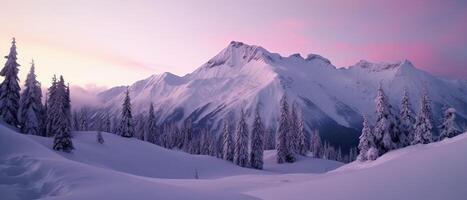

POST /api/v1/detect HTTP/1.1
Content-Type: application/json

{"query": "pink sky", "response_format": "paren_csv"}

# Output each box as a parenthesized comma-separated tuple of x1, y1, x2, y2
(0, 0, 466, 88)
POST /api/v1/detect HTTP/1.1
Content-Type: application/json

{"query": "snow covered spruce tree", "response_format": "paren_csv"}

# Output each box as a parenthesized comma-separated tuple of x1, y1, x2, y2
(250, 109, 264, 169)
(222, 119, 234, 161)
(439, 108, 459, 140)
(297, 114, 307, 155)
(19, 60, 43, 135)
(276, 94, 295, 163)
(118, 89, 134, 138)
(200, 129, 211, 155)
(0, 38, 21, 127)
(45, 75, 57, 136)
(310, 130, 322, 158)
(182, 119, 193, 152)
(412, 91, 434, 144)
(147, 103, 157, 144)
(234, 109, 249, 167)
(65, 83, 71, 132)
(373, 85, 400, 155)
(289, 103, 300, 155)
(135, 113, 146, 141)
(357, 116, 375, 161)
(399, 88, 415, 147)
(52, 76, 73, 152)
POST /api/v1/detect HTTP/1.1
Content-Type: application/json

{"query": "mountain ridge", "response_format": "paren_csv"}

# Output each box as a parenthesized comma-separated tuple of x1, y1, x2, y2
(95, 41, 467, 150)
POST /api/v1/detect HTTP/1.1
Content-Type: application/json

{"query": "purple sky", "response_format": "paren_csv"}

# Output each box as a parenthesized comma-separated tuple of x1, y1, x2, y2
(1, 0, 466, 87)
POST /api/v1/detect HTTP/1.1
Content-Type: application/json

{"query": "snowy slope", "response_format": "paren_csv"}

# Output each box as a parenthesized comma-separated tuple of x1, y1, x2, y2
(28, 131, 341, 179)
(249, 133, 467, 200)
(97, 41, 467, 149)
(0, 125, 255, 200)
(2, 123, 466, 200)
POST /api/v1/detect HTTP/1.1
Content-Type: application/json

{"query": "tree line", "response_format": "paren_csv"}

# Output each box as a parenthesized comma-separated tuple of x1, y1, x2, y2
(357, 85, 462, 161)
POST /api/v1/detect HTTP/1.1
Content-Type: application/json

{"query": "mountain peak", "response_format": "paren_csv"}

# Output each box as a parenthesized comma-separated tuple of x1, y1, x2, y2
(351, 59, 415, 72)
(202, 41, 276, 69)
(305, 53, 332, 65)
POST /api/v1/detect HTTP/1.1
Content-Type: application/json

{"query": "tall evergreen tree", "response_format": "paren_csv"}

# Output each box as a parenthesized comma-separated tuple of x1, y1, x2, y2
(147, 103, 157, 144)
(0, 38, 21, 126)
(357, 116, 375, 161)
(19, 60, 43, 135)
(78, 107, 89, 131)
(310, 130, 322, 158)
(222, 119, 234, 161)
(135, 113, 146, 141)
(182, 119, 193, 152)
(200, 129, 211, 155)
(277, 94, 294, 163)
(45, 75, 57, 137)
(118, 89, 134, 138)
(439, 108, 459, 140)
(289, 103, 300, 155)
(373, 85, 400, 154)
(412, 91, 434, 144)
(297, 114, 307, 155)
(234, 109, 249, 167)
(52, 76, 73, 152)
(250, 109, 264, 169)
(399, 88, 415, 147)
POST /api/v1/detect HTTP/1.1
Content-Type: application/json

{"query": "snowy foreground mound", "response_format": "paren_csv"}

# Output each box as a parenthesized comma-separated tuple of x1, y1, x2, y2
(1, 124, 466, 200)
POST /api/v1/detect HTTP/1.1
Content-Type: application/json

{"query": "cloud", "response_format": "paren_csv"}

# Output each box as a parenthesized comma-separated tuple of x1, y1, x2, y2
(69, 84, 108, 110)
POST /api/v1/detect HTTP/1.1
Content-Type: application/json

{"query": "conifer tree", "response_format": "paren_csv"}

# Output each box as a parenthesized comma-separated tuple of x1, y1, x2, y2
(289, 103, 300, 155)
(135, 113, 146, 141)
(234, 109, 249, 167)
(19, 60, 43, 135)
(277, 94, 294, 163)
(182, 119, 193, 152)
(357, 116, 374, 161)
(222, 119, 234, 161)
(200, 129, 211, 155)
(52, 76, 73, 152)
(147, 103, 157, 144)
(439, 108, 459, 140)
(118, 89, 134, 138)
(250, 109, 264, 169)
(399, 88, 415, 147)
(0, 38, 21, 126)
(310, 130, 322, 158)
(373, 85, 400, 154)
(412, 91, 434, 144)
(45, 75, 57, 137)
(297, 114, 307, 155)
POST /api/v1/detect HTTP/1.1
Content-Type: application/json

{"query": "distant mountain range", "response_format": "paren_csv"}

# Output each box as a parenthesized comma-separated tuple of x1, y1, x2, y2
(96, 41, 467, 150)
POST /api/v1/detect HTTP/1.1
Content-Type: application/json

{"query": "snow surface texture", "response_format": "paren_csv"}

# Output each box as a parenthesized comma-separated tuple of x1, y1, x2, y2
(97, 41, 467, 148)
(1, 123, 467, 199)
(0, 125, 341, 199)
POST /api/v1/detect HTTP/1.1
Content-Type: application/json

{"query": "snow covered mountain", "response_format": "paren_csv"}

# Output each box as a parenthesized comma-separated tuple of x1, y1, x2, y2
(97, 41, 467, 149)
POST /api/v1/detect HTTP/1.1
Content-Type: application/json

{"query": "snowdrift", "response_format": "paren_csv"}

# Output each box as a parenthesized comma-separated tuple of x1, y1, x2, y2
(250, 132, 467, 200)
(0, 124, 341, 199)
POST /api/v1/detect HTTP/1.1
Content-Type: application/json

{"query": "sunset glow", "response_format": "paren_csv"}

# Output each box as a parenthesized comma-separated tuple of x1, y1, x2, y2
(1, 0, 466, 88)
